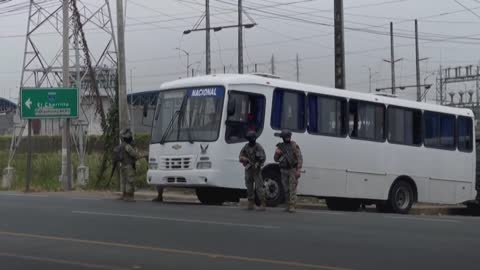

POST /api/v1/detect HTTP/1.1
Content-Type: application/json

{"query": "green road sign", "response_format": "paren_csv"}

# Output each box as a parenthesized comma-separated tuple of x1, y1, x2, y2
(20, 88, 79, 119)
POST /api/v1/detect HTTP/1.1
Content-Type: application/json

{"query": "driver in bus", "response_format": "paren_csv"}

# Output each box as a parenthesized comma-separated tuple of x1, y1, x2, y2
(247, 112, 256, 132)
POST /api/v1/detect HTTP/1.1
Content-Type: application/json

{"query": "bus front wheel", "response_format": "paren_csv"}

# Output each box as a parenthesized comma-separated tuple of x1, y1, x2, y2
(260, 169, 285, 207)
(388, 181, 414, 214)
(196, 188, 225, 205)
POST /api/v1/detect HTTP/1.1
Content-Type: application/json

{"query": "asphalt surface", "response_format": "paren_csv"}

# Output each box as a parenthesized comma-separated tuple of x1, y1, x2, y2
(0, 192, 479, 270)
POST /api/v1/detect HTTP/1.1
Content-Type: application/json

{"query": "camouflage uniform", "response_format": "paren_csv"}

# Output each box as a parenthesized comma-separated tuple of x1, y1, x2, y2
(153, 186, 164, 202)
(118, 129, 145, 201)
(274, 132, 303, 212)
(239, 136, 266, 210)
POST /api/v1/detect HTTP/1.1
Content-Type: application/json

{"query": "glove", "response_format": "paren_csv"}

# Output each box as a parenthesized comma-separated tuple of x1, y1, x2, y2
(295, 169, 301, 178)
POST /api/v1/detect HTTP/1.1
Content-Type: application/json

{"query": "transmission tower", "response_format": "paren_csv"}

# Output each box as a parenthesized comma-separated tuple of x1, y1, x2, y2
(3, 0, 118, 187)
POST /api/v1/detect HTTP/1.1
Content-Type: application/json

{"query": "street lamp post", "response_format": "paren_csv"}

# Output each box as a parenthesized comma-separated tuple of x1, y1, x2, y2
(423, 71, 437, 102)
(362, 66, 379, 93)
(183, 23, 256, 75)
(176, 48, 190, 78)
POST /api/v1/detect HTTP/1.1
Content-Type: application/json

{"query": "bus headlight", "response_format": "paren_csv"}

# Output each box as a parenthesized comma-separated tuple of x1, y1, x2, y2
(149, 163, 159, 170)
(196, 161, 212, 169)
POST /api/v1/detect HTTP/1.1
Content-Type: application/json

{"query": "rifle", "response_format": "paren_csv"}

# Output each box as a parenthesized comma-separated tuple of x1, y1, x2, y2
(106, 145, 123, 187)
(245, 158, 260, 170)
(276, 143, 297, 169)
(240, 155, 260, 170)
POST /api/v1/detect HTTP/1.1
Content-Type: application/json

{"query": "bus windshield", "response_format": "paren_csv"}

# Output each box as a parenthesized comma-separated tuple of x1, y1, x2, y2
(151, 86, 225, 144)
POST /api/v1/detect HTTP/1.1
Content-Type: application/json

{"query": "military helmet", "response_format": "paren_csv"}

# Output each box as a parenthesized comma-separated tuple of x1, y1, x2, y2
(279, 129, 292, 138)
(245, 130, 257, 140)
(120, 128, 133, 139)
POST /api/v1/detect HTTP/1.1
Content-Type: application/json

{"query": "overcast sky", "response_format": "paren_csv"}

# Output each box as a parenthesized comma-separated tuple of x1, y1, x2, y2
(1, 0, 480, 103)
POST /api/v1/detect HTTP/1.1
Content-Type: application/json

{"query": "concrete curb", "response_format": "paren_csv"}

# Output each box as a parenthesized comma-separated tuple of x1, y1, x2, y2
(127, 191, 474, 216)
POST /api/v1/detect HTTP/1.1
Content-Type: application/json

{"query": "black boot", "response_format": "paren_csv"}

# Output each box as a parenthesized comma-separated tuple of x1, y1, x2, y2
(124, 193, 136, 202)
(117, 192, 126, 200)
(152, 193, 163, 202)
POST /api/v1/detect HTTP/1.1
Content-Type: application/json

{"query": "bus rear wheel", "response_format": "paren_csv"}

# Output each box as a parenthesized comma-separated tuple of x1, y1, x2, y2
(388, 181, 414, 214)
(196, 188, 225, 205)
(326, 198, 360, 211)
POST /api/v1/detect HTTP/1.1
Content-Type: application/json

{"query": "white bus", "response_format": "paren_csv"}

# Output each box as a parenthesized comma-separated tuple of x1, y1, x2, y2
(145, 74, 477, 214)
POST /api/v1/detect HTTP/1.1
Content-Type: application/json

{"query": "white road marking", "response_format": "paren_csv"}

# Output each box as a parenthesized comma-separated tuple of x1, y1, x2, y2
(72, 210, 280, 229)
(0, 193, 48, 198)
(385, 215, 460, 223)
(68, 197, 102, 201)
(297, 209, 345, 216)
(0, 251, 128, 270)
(0, 231, 352, 270)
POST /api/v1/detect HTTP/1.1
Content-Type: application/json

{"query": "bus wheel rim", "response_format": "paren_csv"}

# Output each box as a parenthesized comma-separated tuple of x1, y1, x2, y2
(264, 178, 279, 201)
(395, 187, 410, 209)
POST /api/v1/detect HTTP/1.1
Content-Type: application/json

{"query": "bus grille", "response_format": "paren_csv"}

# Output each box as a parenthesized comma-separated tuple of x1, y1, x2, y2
(160, 156, 193, 170)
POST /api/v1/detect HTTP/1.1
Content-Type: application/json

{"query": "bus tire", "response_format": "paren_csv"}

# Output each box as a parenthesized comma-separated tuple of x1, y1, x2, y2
(261, 169, 285, 207)
(195, 188, 225, 205)
(388, 181, 414, 214)
(326, 198, 360, 212)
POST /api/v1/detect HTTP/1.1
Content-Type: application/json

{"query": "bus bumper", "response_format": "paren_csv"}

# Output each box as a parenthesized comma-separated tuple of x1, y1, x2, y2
(146, 169, 218, 187)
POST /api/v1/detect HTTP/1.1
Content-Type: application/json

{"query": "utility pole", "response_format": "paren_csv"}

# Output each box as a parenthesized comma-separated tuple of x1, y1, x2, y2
(238, 0, 243, 74)
(334, 0, 346, 89)
(439, 65, 443, 105)
(390, 22, 396, 95)
(183, 1, 255, 75)
(117, 0, 129, 194)
(271, 54, 275, 75)
(296, 53, 300, 82)
(365, 67, 372, 93)
(61, 0, 72, 191)
(476, 65, 479, 106)
(75, 15, 87, 187)
(382, 22, 403, 95)
(415, 19, 421, 102)
(414, 20, 429, 102)
(130, 68, 134, 135)
(206, 0, 211, 74)
(117, 0, 129, 136)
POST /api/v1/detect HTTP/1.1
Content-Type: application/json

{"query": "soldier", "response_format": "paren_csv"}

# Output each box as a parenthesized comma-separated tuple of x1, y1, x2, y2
(118, 128, 146, 202)
(239, 130, 267, 211)
(152, 186, 164, 202)
(274, 129, 303, 213)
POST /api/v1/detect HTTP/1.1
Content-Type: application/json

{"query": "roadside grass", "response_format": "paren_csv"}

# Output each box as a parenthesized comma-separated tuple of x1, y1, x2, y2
(0, 151, 149, 192)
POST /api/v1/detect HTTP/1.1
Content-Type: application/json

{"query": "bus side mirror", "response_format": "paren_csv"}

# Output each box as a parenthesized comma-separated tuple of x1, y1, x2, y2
(227, 99, 236, 116)
(143, 103, 148, 118)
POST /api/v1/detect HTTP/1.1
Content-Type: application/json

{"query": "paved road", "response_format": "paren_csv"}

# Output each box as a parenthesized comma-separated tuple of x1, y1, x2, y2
(0, 192, 479, 270)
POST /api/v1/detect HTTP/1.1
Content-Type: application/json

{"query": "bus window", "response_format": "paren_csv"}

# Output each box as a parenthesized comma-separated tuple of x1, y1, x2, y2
(349, 100, 385, 142)
(308, 94, 347, 137)
(387, 106, 422, 146)
(225, 91, 265, 143)
(271, 88, 306, 132)
(424, 111, 455, 149)
(458, 116, 473, 152)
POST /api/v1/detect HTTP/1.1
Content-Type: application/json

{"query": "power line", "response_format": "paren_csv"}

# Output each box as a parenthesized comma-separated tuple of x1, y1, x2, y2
(214, 0, 480, 45)
(454, 0, 480, 20)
